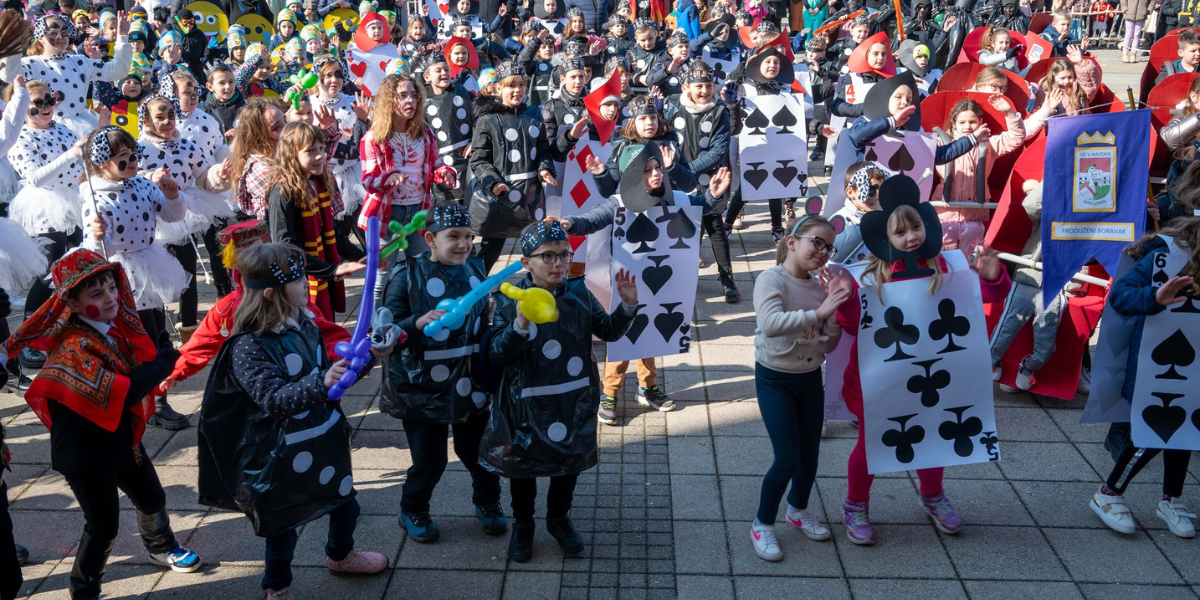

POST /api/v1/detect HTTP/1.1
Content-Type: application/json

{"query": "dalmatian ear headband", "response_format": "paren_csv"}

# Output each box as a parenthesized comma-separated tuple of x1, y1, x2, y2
(850, 165, 886, 201)
(244, 255, 306, 289)
(89, 126, 147, 165)
(34, 15, 78, 41)
(137, 94, 181, 131)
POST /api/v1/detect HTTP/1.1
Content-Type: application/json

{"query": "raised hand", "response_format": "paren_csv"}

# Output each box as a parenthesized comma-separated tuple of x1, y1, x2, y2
(709, 166, 731, 198)
(988, 93, 1013, 114)
(315, 105, 337, 129)
(894, 104, 917, 127)
(971, 246, 1003, 282)
(335, 259, 368, 276)
(1157, 275, 1195, 306)
(1066, 44, 1082, 63)
(542, 215, 573, 230)
(615, 268, 639, 304)
(585, 153, 607, 175)
(569, 114, 590, 140)
(816, 269, 852, 320)
(118, 11, 131, 36)
(660, 143, 676, 169)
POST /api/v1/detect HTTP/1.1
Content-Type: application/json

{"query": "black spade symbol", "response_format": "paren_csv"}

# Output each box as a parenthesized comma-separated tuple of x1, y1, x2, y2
(744, 107, 769, 135)
(874, 306, 920, 362)
(1171, 297, 1200, 313)
(865, 147, 879, 162)
(1192, 407, 1200, 433)
(642, 255, 673, 295)
(797, 172, 808, 194)
(1143, 392, 1188, 443)
(929, 299, 970, 354)
(887, 143, 916, 173)
(626, 212, 660, 254)
(979, 431, 1000, 460)
(1152, 330, 1195, 380)
(771, 104, 797, 134)
(657, 206, 697, 249)
(908, 358, 951, 408)
(625, 306, 650, 343)
(1153, 267, 1170, 286)
(939, 405, 984, 458)
(773, 160, 798, 187)
(654, 302, 686, 342)
(744, 162, 769, 190)
(882, 414, 925, 464)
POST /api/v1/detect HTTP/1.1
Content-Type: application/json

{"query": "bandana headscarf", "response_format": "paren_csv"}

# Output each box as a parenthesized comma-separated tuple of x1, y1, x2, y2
(33, 15, 77, 40)
(520, 220, 568, 255)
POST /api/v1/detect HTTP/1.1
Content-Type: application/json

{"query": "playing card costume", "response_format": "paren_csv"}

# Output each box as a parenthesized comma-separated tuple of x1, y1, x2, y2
(4, 250, 200, 599)
(832, 175, 1009, 541)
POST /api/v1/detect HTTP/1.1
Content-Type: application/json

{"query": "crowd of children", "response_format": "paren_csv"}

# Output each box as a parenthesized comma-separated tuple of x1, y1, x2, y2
(0, 0, 1193, 596)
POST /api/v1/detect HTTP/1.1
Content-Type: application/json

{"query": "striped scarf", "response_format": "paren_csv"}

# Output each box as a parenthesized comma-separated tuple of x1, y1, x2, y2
(303, 178, 345, 320)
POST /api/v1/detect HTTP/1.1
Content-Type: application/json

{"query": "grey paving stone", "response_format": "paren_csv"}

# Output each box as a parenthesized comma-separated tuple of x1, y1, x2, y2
(995, 442, 1100, 482)
(939, 479, 1035, 527)
(1011, 481, 1115, 529)
(10, 508, 87, 563)
(1076, 584, 1200, 600)
(664, 402, 711, 437)
(941, 525, 1070, 581)
(676, 575, 733, 600)
(816, 476, 926, 525)
(658, 368, 708, 402)
(833, 524, 956, 579)
(707, 402, 767, 437)
(183, 510, 271, 566)
(719, 474, 828, 525)
(733, 576, 850, 600)
(849, 578, 968, 600)
(673, 520, 730, 575)
(149, 565, 261, 598)
(669, 475, 722, 521)
(962, 581, 1084, 600)
(9, 470, 77, 511)
(994, 407, 1069, 442)
(1151, 529, 1200, 585)
(501, 571, 560, 600)
(668, 437, 716, 475)
(713, 436, 771, 476)
(384, 569, 505, 599)
(1046, 408, 1101, 443)
(1044, 528, 1183, 584)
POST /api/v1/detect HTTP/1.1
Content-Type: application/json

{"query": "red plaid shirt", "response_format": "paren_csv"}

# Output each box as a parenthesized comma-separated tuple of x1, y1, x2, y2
(358, 127, 451, 230)
(236, 125, 342, 220)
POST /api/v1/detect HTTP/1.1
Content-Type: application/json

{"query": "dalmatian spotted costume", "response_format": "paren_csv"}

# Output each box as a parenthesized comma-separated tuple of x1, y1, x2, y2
(2, 17, 133, 139)
(7, 120, 83, 237)
(80, 137, 192, 311)
(137, 119, 233, 246)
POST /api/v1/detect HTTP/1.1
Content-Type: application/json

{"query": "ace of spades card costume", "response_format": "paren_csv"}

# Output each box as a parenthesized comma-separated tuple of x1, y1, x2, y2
(836, 176, 1008, 477)
(197, 258, 361, 538)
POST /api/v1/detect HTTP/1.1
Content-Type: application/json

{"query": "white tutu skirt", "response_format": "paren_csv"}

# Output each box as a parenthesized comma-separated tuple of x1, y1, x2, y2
(60, 113, 100, 142)
(114, 243, 192, 311)
(0, 161, 20, 206)
(0, 217, 48, 291)
(9, 185, 81, 236)
(154, 188, 232, 246)
(333, 162, 366, 217)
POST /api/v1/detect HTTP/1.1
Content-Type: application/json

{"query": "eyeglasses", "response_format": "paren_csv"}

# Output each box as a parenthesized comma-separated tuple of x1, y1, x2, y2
(528, 250, 573, 264)
(31, 93, 58, 110)
(796, 235, 837, 257)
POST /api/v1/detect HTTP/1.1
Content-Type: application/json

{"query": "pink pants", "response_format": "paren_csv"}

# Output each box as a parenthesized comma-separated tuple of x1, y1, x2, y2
(1123, 20, 1144, 53)
(847, 402, 945, 503)
(940, 220, 987, 260)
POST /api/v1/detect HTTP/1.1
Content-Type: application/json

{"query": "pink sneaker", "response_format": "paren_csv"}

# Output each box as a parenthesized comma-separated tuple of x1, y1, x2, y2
(842, 500, 874, 545)
(265, 588, 294, 600)
(327, 548, 389, 575)
(920, 493, 965, 534)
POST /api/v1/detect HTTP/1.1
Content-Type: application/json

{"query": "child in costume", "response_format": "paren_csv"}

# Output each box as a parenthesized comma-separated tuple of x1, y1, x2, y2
(197, 242, 392, 600)
(420, 54, 473, 204)
(233, 97, 339, 220)
(482, 220, 640, 562)
(266, 121, 368, 320)
(4, 249, 201, 600)
(749, 215, 852, 562)
(977, 26, 1020, 72)
(830, 163, 887, 264)
(80, 125, 194, 429)
(380, 202, 506, 544)
(310, 55, 370, 234)
(835, 176, 1010, 545)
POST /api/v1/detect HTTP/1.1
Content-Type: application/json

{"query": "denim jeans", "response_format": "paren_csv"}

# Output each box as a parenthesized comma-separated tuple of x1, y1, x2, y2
(378, 203, 430, 296)
(262, 498, 360, 591)
(754, 364, 824, 524)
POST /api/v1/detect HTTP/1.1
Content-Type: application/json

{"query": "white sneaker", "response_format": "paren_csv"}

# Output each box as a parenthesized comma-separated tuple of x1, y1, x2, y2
(750, 520, 783, 561)
(992, 364, 1002, 382)
(998, 384, 1020, 394)
(785, 506, 831, 541)
(8, 290, 24, 311)
(1091, 490, 1136, 534)
(1156, 499, 1197, 538)
(1015, 360, 1035, 391)
(1077, 366, 1092, 395)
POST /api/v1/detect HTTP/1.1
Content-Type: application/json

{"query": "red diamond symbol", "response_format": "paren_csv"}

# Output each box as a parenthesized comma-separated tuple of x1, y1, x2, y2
(574, 145, 595, 172)
(570, 180, 591, 208)
(568, 235, 585, 251)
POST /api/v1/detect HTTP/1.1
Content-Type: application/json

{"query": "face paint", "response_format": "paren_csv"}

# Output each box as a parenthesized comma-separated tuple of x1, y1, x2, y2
(84, 305, 101, 318)
(117, 160, 128, 171)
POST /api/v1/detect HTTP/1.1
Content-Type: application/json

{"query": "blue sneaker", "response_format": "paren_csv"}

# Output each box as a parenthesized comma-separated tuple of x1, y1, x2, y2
(476, 502, 509, 535)
(401, 510, 440, 543)
(147, 545, 201, 573)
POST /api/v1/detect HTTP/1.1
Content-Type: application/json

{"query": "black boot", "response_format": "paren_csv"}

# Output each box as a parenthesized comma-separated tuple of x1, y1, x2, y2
(15, 543, 28, 565)
(136, 508, 179, 555)
(70, 532, 115, 600)
(545, 516, 584, 555)
(508, 522, 535, 563)
(16, 347, 44, 392)
(148, 395, 190, 430)
(718, 269, 740, 304)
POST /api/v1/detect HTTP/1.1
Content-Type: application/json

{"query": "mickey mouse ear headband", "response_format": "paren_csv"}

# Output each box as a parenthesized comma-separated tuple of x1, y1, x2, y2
(89, 126, 145, 165)
(33, 14, 77, 40)
(863, 71, 922, 131)
(859, 174, 943, 276)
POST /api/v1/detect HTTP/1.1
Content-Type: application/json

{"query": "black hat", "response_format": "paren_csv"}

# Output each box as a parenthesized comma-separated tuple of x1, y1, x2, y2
(863, 71, 922, 131)
(175, 7, 194, 20)
(859, 174, 943, 278)
(626, 94, 657, 117)
(667, 29, 688, 48)
(426, 202, 472, 233)
(684, 61, 711, 83)
(897, 39, 931, 77)
(746, 46, 794, 86)
(704, 12, 734, 37)
(520, 220, 568, 255)
(496, 59, 524, 80)
(618, 142, 672, 213)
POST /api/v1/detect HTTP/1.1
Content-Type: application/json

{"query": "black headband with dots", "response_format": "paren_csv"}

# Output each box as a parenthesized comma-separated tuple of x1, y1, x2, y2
(426, 203, 471, 233)
(521, 221, 568, 256)
(89, 126, 146, 164)
(244, 255, 306, 289)
(33, 15, 77, 40)
(497, 60, 524, 80)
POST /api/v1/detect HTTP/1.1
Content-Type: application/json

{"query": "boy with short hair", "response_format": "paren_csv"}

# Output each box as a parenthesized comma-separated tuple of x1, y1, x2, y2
(202, 63, 246, 134)
(1157, 30, 1200, 84)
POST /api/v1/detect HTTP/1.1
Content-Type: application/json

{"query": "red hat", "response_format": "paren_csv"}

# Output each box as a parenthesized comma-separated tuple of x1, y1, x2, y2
(848, 32, 897, 77)
(218, 220, 270, 269)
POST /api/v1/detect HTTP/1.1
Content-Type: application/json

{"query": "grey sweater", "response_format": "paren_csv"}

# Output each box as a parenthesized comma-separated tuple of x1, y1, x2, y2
(752, 266, 842, 374)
